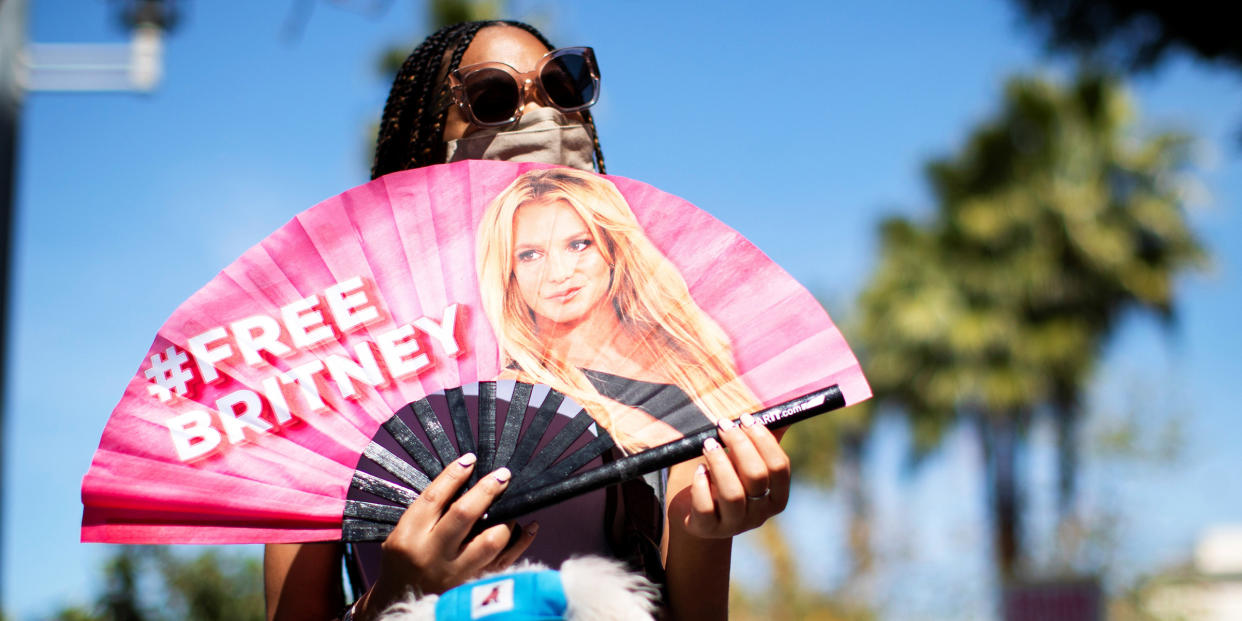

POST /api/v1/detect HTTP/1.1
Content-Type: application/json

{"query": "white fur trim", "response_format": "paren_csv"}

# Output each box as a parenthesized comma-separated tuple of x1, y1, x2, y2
(373, 588, 439, 621)
(373, 558, 658, 621)
(561, 557, 659, 621)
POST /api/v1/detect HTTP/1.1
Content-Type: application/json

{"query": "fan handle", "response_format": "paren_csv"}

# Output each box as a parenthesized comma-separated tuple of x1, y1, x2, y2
(479, 384, 845, 527)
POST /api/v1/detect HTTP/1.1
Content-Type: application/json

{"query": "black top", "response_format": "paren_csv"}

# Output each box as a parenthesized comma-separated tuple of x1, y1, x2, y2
(582, 369, 713, 436)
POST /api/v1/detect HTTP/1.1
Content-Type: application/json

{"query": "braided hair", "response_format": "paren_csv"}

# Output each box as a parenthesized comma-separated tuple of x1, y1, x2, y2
(372, 20, 606, 179)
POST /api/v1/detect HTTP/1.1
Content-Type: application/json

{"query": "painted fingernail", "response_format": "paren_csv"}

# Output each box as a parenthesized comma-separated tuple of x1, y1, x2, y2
(741, 413, 758, 428)
(695, 464, 707, 477)
(457, 453, 478, 467)
(718, 417, 738, 431)
(492, 467, 512, 484)
(703, 437, 721, 452)
(526, 522, 540, 536)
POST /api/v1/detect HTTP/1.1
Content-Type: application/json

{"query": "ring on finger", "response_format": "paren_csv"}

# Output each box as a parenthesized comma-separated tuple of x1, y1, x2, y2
(746, 488, 771, 502)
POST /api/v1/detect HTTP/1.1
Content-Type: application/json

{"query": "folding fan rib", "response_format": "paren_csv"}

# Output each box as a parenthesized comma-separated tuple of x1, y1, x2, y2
(89, 408, 354, 496)
(374, 176, 442, 408)
(612, 176, 730, 277)
(360, 442, 433, 492)
(343, 500, 405, 524)
(438, 161, 491, 389)
(82, 450, 343, 522)
(245, 207, 401, 431)
(350, 470, 418, 505)
(381, 171, 462, 399)
(741, 328, 868, 406)
(94, 521, 322, 543)
(180, 269, 392, 466)
(503, 389, 564, 475)
(286, 198, 424, 426)
(380, 414, 444, 480)
(426, 163, 482, 389)
(115, 354, 374, 473)
(146, 256, 387, 471)
(460, 161, 518, 386)
(682, 237, 794, 324)
(527, 431, 616, 489)
(103, 376, 360, 489)
(83, 521, 341, 545)
(491, 380, 532, 468)
(512, 407, 599, 486)
(518, 421, 615, 489)
(215, 253, 384, 435)
(474, 381, 498, 473)
(444, 388, 475, 461)
(334, 177, 449, 420)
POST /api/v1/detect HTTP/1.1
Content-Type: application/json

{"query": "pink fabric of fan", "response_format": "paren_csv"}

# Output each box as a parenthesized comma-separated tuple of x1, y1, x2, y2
(81, 160, 869, 544)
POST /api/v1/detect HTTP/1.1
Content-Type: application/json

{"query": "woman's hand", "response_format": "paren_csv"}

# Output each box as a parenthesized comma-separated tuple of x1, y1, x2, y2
(662, 413, 791, 620)
(351, 453, 538, 621)
(683, 413, 791, 538)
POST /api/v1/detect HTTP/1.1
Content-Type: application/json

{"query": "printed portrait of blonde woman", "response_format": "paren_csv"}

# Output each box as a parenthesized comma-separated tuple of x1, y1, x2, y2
(476, 167, 762, 451)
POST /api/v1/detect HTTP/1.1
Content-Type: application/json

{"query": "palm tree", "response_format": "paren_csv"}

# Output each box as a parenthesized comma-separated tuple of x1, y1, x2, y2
(53, 547, 263, 621)
(858, 70, 1205, 578)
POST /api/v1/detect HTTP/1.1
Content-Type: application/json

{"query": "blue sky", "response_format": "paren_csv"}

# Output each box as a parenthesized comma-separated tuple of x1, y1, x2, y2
(4, 1, 1240, 619)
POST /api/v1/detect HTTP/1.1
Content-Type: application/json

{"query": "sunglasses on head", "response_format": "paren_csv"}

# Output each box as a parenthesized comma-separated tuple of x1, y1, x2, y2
(449, 46, 601, 127)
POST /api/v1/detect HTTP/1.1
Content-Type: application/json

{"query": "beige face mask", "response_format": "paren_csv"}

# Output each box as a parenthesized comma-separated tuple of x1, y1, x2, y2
(444, 108, 596, 172)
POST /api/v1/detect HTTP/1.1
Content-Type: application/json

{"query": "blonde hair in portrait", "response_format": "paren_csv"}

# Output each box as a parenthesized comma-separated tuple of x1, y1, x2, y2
(476, 168, 761, 451)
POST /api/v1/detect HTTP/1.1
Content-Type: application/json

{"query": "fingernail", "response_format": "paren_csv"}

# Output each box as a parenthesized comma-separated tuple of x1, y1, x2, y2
(492, 467, 512, 484)
(695, 464, 707, 477)
(703, 437, 721, 452)
(718, 417, 738, 431)
(741, 413, 758, 428)
(526, 522, 540, 536)
(457, 453, 478, 467)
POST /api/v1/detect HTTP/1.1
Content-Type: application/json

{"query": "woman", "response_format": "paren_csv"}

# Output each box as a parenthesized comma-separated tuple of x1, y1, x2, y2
(477, 167, 761, 451)
(264, 21, 790, 621)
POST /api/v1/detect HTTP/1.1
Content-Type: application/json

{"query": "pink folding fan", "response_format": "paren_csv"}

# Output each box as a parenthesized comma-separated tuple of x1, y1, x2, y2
(81, 160, 870, 544)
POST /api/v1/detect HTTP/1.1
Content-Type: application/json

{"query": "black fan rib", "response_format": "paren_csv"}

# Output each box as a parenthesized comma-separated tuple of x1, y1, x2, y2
(341, 518, 393, 541)
(411, 397, 458, 466)
(382, 415, 442, 479)
(512, 407, 600, 486)
(506, 389, 563, 476)
(493, 381, 532, 469)
(344, 500, 404, 524)
(445, 386, 476, 486)
(476, 381, 497, 474)
(344, 381, 628, 542)
(345, 383, 851, 541)
(350, 470, 417, 506)
(528, 432, 616, 489)
(362, 443, 432, 492)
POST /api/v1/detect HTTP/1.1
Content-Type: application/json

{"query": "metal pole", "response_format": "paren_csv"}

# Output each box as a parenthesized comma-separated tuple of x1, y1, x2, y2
(0, 0, 29, 614)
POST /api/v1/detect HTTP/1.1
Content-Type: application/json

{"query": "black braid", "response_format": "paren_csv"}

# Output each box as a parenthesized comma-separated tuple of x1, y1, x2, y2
(372, 20, 606, 179)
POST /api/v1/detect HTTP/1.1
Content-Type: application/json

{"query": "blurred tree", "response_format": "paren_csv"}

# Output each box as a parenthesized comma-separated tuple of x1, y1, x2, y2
(1009, 0, 1241, 143)
(154, 548, 264, 621)
(730, 522, 876, 621)
(52, 547, 150, 621)
(773, 398, 876, 610)
(782, 323, 877, 583)
(375, 0, 506, 75)
(858, 70, 1205, 578)
(51, 546, 262, 621)
(1010, 0, 1240, 71)
(751, 305, 878, 618)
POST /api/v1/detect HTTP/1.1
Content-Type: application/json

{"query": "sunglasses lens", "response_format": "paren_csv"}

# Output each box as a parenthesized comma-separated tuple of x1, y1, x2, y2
(463, 68, 519, 124)
(541, 52, 597, 111)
